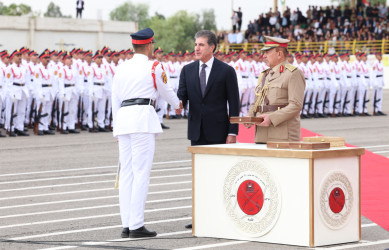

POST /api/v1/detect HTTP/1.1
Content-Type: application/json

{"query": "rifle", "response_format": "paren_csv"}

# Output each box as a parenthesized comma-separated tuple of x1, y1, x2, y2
(314, 92, 322, 115)
(91, 95, 98, 132)
(50, 98, 57, 128)
(373, 90, 380, 115)
(56, 99, 60, 131)
(108, 108, 112, 131)
(28, 98, 35, 128)
(77, 96, 82, 129)
(60, 99, 69, 133)
(362, 90, 369, 114)
(80, 97, 84, 128)
(307, 91, 314, 116)
(353, 90, 359, 115)
(323, 91, 329, 114)
(342, 91, 350, 115)
(34, 102, 48, 135)
(166, 104, 170, 119)
(8, 98, 17, 135)
(105, 98, 109, 126)
(332, 92, 338, 117)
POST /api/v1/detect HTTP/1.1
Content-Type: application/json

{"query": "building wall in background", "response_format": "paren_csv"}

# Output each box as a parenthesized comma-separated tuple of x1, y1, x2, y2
(0, 16, 137, 51)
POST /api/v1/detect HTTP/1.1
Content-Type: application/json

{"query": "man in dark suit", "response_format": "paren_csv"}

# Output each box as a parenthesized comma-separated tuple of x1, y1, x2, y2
(178, 30, 240, 146)
(177, 30, 240, 229)
(76, 0, 84, 19)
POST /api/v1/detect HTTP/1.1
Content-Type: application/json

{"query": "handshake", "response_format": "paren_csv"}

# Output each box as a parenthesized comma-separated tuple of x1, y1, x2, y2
(175, 100, 184, 115)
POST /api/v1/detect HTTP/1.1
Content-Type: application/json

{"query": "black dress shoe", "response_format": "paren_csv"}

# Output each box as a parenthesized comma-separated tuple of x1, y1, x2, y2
(89, 128, 99, 133)
(81, 125, 87, 131)
(377, 111, 387, 116)
(185, 223, 192, 229)
(121, 227, 129, 238)
(129, 226, 157, 238)
(15, 129, 29, 136)
(161, 123, 170, 129)
(60, 130, 69, 134)
(363, 112, 371, 116)
(48, 125, 56, 131)
(44, 130, 55, 135)
(68, 129, 80, 134)
(8, 131, 16, 137)
(37, 130, 44, 136)
(98, 127, 109, 132)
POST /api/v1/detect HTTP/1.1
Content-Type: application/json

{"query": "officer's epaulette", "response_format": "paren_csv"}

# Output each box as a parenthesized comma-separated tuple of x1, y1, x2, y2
(285, 64, 297, 72)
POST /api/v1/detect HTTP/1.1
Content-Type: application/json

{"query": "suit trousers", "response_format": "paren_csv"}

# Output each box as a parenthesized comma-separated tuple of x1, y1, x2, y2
(118, 133, 156, 230)
(191, 122, 226, 146)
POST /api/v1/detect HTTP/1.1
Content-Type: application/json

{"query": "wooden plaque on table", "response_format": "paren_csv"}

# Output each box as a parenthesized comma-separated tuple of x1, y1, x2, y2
(229, 116, 264, 124)
(267, 141, 331, 150)
(303, 136, 345, 148)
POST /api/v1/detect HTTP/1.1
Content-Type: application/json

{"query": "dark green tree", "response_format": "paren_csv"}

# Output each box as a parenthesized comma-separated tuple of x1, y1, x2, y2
(109, 1, 149, 29)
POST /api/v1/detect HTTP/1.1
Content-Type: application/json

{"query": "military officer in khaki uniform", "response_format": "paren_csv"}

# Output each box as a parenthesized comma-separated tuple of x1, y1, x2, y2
(246, 36, 305, 143)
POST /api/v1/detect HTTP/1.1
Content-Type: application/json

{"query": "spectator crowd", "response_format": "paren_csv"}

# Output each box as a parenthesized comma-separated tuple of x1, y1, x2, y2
(221, 4, 389, 45)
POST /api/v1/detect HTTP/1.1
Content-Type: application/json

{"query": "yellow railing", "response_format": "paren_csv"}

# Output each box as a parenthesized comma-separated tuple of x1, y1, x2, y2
(218, 39, 389, 54)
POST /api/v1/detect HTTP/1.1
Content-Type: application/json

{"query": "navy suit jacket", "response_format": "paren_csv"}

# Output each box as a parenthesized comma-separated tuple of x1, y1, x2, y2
(177, 58, 240, 143)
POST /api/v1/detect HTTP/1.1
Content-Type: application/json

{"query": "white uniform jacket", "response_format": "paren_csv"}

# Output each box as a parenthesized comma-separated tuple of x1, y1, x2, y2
(112, 54, 180, 136)
(5, 63, 30, 100)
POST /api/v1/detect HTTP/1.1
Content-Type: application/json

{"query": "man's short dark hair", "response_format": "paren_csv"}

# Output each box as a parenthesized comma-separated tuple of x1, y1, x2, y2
(194, 30, 217, 52)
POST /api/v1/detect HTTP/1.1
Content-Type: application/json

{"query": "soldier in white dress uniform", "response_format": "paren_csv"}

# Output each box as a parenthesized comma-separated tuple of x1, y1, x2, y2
(88, 51, 110, 132)
(371, 52, 386, 116)
(112, 28, 181, 238)
(34, 51, 56, 135)
(4, 50, 31, 136)
(0, 51, 8, 137)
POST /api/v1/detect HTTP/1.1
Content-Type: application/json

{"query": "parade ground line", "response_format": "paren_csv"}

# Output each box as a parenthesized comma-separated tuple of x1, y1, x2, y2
(0, 204, 191, 230)
(0, 197, 192, 220)
(0, 187, 192, 209)
(8, 217, 192, 241)
(39, 230, 192, 250)
(0, 159, 191, 177)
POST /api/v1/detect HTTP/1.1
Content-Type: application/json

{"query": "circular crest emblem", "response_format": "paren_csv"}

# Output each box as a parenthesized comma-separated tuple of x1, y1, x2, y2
(223, 160, 281, 237)
(319, 171, 353, 230)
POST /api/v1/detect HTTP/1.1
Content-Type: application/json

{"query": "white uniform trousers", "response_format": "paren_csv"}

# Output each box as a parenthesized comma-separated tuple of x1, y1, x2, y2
(372, 87, 383, 113)
(328, 82, 340, 115)
(105, 94, 112, 127)
(118, 133, 156, 230)
(315, 80, 326, 114)
(308, 80, 318, 115)
(302, 80, 313, 115)
(88, 92, 107, 128)
(357, 78, 369, 114)
(0, 97, 4, 126)
(25, 91, 34, 125)
(37, 99, 53, 131)
(168, 78, 179, 116)
(156, 97, 166, 123)
(63, 93, 78, 130)
(5, 93, 27, 132)
(82, 94, 89, 126)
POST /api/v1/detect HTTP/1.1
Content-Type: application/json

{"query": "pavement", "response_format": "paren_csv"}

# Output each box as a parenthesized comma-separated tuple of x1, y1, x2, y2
(0, 90, 388, 250)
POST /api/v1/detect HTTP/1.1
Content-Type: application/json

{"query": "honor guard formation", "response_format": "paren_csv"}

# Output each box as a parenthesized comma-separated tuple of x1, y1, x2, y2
(0, 44, 385, 137)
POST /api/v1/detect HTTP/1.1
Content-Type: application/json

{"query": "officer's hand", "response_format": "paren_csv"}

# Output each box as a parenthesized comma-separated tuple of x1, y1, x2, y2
(257, 114, 271, 127)
(179, 100, 184, 109)
(175, 108, 182, 115)
(226, 135, 236, 144)
(244, 123, 252, 129)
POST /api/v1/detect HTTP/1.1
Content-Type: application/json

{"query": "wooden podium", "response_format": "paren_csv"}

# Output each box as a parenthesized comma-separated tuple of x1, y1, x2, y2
(188, 143, 364, 247)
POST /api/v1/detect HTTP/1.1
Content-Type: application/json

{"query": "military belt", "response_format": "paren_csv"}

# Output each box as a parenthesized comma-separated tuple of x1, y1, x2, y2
(242, 76, 249, 79)
(347, 76, 352, 78)
(13, 83, 25, 86)
(94, 82, 104, 86)
(121, 98, 156, 108)
(84, 79, 88, 83)
(336, 78, 340, 80)
(357, 75, 360, 78)
(377, 75, 383, 78)
(256, 104, 287, 113)
(318, 78, 324, 80)
(65, 84, 75, 88)
(169, 76, 178, 79)
(304, 78, 308, 80)
(326, 78, 331, 80)
(255, 76, 259, 79)
(364, 76, 369, 79)
(42, 84, 52, 87)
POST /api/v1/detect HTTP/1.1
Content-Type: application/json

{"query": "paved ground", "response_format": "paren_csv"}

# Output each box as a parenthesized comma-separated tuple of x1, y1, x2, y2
(0, 90, 388, 250)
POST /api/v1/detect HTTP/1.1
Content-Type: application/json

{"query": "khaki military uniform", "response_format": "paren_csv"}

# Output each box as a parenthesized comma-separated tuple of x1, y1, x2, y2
(248, 60, 305, 143)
